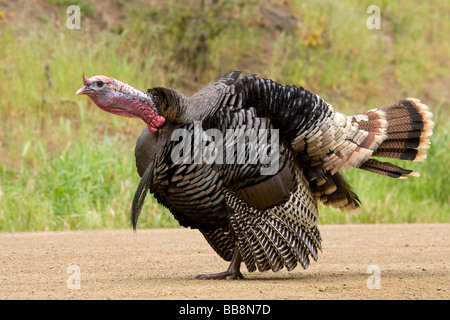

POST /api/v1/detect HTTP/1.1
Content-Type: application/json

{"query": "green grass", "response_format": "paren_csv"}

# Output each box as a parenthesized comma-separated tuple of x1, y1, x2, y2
(0, 1, 448, 231)
(0, 133, 175, 231)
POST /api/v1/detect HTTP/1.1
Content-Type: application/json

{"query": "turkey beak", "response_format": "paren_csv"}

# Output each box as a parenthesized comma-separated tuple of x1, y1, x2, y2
(76, 85, 89, 95)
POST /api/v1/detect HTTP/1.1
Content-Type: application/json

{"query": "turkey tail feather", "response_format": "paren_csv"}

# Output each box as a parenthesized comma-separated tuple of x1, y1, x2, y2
(359, 159, 419, 179)
(358, 98, 434, 178)
(374, 98, 433, 157)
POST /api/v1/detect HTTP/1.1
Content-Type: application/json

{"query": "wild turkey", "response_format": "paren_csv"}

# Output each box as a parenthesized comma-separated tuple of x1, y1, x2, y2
(77, 71, 433, 279)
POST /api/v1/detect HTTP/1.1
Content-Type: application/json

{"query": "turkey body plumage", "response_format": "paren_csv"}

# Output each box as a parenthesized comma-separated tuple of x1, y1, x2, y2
(130, 71, 433, 278)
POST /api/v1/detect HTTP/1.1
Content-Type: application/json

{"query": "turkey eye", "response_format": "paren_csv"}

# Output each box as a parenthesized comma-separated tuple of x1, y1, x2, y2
(96, 81, 104, 88)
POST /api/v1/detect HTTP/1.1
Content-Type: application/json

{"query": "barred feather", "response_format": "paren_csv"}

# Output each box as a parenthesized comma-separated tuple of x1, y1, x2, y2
(366, 98, 434, 168)
(223, 165, 322, 273)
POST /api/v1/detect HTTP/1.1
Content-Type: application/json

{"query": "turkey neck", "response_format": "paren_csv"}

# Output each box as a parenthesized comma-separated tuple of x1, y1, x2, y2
(108, 80, 165, 133)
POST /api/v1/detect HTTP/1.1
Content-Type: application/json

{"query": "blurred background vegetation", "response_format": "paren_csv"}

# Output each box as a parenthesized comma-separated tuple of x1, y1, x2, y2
(0, 0, 448, 231)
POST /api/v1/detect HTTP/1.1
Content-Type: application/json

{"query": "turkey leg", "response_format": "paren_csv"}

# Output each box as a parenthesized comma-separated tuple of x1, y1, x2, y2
(196, 248, 244, 280)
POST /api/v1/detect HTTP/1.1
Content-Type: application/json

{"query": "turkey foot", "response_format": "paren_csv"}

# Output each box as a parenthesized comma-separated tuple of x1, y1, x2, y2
(196, 248, 243, 280)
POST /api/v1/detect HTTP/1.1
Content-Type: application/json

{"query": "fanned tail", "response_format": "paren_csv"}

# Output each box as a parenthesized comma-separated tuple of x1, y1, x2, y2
(298, 98, 433, 213)
(358, 98, 434, 178)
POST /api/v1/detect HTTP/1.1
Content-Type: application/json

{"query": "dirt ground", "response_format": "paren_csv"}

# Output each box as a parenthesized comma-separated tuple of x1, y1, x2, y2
(0, 224, 448, 300)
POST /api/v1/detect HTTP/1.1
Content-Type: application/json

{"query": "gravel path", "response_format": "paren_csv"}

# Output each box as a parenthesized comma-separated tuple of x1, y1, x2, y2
(0, 224, 448, 300)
